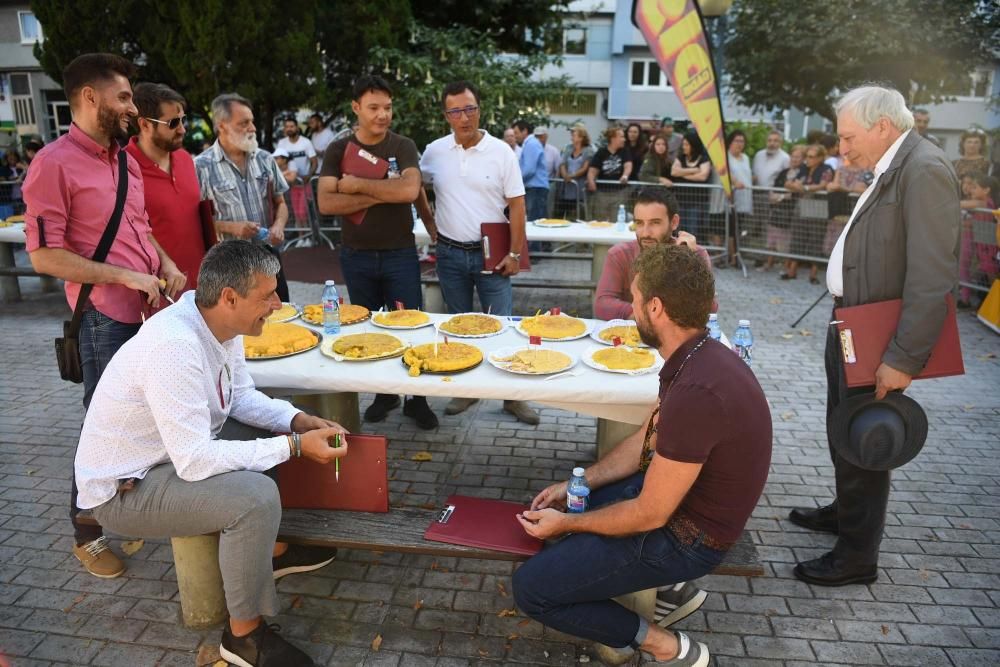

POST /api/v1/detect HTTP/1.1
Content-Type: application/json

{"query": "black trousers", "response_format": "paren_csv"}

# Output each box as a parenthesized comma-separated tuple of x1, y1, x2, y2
(824, 311, 891, 565)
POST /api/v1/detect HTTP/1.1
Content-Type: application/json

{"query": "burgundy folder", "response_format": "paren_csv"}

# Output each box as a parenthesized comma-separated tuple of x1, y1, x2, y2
(424, 494, 543, 556)
(340, 142, 390, 226)
(834, 295, 964, 388)
(481, 222, 531, 273)
(278, 434, 388, 512)
(198, 199, 217, 250)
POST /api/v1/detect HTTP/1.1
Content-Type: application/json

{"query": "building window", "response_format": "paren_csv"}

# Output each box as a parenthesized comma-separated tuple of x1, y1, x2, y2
(934, 67, 994, 100)
(18, 12, 44, 44)
(550, 92, 598, 116)
(630, 58, 671, 90)
(546, 26, 587, 56)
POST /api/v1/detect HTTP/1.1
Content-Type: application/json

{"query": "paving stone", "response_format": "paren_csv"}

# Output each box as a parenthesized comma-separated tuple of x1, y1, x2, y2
(877, 644, 953, 666)
(28, 634, 103, 663)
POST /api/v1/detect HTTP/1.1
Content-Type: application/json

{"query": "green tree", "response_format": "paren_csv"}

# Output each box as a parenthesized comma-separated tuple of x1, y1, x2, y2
(723, 0, 1000, 121)
(359, 22, 578, 151)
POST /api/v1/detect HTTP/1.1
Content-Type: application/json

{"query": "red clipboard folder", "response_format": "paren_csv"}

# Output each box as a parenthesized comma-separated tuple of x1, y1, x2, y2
(834, 295, 964, 388)
(277, 434, 389, 512)
(481, 222, 531, 273)
(424, 494, 543, 557)
(340, 142, 390, 226)
(198, 199, 217, 249)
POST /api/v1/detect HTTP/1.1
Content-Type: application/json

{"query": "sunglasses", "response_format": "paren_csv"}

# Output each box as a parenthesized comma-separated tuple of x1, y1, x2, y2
(144, 115, 187, 130)
(444, 105, 480, 120)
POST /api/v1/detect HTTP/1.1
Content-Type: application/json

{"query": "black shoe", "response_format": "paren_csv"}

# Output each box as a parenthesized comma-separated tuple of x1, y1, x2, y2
(793, 551, 878, 587)
(403, 396, 439, 430)
(364, 394, 400, 422)
(272, 544, 337, 580)
(220, 623, 316, 667)
(788, 504, 839, 535)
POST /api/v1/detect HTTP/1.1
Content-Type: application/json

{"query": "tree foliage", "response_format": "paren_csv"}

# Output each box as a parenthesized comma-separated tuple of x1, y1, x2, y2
(361, 22, 579, 151)
(723, 0, 1000, 121)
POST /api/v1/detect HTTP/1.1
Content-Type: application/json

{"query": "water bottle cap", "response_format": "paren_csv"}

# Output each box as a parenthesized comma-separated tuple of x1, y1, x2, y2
(572, 467, 585, 477)
(738, 319, 750, 326)
(325, 280, 335, 286)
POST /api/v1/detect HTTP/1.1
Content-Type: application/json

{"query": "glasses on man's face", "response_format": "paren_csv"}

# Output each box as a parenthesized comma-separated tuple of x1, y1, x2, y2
(145, 115, 187, 130)
(444, 105, 479, 120)
(806, 153, 819, 159)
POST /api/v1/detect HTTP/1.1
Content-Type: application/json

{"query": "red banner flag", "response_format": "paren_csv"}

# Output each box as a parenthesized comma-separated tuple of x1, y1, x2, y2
(632, 0, 731, 197)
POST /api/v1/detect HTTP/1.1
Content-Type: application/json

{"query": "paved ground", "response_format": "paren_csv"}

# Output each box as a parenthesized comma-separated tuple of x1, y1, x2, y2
(1, 252, 998, 667)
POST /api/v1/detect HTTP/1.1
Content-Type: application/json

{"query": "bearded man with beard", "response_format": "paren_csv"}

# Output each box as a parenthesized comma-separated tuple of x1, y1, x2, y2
(23, 53, 186, 579)
(125, 83, 204, 292)
(194, 93, 291, 300)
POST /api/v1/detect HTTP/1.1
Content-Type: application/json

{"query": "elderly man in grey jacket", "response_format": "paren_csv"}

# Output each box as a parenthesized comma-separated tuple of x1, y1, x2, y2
(788, 85, 960, 586)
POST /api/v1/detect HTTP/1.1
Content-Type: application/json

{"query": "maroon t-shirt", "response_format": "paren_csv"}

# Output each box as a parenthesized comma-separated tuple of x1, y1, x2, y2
(655, 334, 772, 543)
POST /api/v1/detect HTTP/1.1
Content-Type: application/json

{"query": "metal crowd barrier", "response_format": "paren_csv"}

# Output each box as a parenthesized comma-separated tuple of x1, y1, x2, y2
(960, 207, 999, 298)
(0, 180, 25, 219)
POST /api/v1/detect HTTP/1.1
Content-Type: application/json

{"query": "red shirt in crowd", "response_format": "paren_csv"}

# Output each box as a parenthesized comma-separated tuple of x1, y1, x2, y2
(23, 123, 160, 324)
(656, 334, 772, 544)
(594, 240, 718, 320)
(125, 138, 204, 291)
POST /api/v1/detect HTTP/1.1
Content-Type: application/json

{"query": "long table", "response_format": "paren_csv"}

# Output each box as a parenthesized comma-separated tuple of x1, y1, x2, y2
(413, 219, 634, 282)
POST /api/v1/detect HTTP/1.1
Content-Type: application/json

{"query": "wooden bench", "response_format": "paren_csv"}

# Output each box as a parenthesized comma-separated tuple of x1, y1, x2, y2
(78, 508, 762, 628)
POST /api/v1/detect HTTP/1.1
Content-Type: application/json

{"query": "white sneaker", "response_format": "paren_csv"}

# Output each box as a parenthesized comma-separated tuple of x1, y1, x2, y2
(641, 631, 710, 666)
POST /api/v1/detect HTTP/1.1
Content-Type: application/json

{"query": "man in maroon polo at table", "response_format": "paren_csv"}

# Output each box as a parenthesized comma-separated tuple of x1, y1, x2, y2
(125, 82, 205, 291)
(514, 244, 771, 666)
(22, 53, 185, 579)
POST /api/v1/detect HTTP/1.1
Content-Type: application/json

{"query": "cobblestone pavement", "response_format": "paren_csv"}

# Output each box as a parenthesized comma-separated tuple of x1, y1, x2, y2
(1, 252, 998, 666)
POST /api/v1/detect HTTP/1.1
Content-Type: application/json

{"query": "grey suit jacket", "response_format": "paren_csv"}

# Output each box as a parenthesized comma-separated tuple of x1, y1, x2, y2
(840, 131, 960, 376)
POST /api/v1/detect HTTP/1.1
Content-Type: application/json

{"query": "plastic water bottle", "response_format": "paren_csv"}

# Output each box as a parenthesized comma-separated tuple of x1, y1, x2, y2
(615, 204, 627, 231)
(255, 226, 269, 243)
(707, 314, 722, 341)
(566, 467, 590, 514)
(732, 319, 754, 367)
(321, 280, 340, 335)
(387, 157, 401, 179)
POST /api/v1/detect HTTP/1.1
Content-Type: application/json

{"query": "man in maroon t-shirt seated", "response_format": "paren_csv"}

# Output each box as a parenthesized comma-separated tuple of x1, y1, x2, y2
(594, 187, 717, 321)
(513, 244, 771, 666)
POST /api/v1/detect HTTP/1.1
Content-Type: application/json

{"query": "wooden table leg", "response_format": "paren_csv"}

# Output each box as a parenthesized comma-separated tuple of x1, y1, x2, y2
(0, 242, 22, 303)
(290, 391, 361, 433)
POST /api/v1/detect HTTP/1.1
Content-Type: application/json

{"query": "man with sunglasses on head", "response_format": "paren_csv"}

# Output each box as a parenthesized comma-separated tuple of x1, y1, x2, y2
(415, 80, 538, 425)
(22, 53, 186, 579)
(126, 82, 205, 292)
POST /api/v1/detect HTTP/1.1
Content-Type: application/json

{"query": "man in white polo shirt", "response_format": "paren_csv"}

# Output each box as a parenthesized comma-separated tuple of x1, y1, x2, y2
(415, 80, 538, 425)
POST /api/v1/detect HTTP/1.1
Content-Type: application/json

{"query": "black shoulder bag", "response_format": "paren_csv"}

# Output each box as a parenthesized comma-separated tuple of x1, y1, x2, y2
(55, 152, 129, 383)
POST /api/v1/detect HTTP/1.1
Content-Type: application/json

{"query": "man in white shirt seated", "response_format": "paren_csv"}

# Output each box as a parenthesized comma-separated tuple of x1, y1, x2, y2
(75, 240, 347, 667)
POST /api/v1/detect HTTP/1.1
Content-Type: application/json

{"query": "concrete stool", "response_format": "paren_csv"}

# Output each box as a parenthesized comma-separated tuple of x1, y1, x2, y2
(171, 534, 226, 628)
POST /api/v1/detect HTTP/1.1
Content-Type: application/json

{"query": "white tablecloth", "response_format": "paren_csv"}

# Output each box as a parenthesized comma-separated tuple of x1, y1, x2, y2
(249, 313, 663, 425)
(0, 223, 26, 244)
(412, 219, 634, 247)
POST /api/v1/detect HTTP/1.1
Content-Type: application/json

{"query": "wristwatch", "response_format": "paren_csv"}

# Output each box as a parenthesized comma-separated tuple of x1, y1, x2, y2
(508, 251, 521, 261)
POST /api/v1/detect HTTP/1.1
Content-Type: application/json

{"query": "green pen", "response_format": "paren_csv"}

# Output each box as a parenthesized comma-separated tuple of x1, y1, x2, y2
(332, 432, 342, 482)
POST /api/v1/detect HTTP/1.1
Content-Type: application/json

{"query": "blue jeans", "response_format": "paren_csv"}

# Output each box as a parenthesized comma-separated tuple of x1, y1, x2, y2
(74, 309, 141, 543)
(512, 472, 726, 648)
(435, 241, 513, 315)
(339, 246, 423, 312)
(525, 187, 549, 222)
(679, 205, 705, 240)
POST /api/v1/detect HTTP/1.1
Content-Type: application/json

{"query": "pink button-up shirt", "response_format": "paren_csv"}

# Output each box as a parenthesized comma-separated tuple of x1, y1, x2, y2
(23, 123, 160, 324)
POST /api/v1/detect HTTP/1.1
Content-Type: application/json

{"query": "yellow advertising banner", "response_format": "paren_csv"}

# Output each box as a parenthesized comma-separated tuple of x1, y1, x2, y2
(632, 0, 731, 197)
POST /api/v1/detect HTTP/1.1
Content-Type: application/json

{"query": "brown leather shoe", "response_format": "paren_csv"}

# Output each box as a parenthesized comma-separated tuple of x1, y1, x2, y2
(73, 536, 126, 578)
(503, 400, 539, 425)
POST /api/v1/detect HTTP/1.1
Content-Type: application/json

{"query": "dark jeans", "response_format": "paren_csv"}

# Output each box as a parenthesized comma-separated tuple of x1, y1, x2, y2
(824, 314, 890, 565)
(525, 187, 549, 222)
(339, 246, 422, 312)
(679, 205, 705, 239)
(74, 309, 141, 544)
(435, 241, 512, 315)
(513, 472, 726, 648)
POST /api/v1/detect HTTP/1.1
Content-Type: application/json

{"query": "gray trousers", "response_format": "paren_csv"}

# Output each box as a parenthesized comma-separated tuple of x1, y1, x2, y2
(91, 420, 282, 620)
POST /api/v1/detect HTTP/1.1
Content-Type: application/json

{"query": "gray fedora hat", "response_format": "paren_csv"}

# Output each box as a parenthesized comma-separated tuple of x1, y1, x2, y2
(828, 392, 928, 471)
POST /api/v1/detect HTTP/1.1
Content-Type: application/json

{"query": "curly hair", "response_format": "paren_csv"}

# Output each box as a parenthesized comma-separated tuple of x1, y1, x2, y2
(633, 244, 714, 330)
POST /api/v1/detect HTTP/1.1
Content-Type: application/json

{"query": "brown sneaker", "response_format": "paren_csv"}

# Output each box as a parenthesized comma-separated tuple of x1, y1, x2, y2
(73, 536, 126, 578)
(503, 400, 540, 425)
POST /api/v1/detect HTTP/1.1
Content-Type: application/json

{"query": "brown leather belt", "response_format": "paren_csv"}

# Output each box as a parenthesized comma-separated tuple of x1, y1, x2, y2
(667, 511, 735, 551)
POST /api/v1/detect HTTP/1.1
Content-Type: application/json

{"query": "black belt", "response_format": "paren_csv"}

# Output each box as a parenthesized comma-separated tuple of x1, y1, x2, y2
(437, 234, 481, 251)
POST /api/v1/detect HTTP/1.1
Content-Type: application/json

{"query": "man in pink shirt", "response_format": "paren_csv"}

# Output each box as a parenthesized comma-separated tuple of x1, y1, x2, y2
(22, 53, 185, 579)
(594, 187, 717, 321)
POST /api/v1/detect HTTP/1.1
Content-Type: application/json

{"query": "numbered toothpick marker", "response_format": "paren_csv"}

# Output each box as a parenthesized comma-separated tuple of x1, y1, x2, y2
(529, 335, 542, 346)
(395, 300, 405, 311)
(612, 336, 622, 347)
(551, 307, 561, 316)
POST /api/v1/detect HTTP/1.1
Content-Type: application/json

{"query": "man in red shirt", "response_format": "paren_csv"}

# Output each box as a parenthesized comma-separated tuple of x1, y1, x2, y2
(125, 82, 205, 291)
(594, 187, 716, 321)
(23, 53, 185, 579)
(514, 244, 771, 666)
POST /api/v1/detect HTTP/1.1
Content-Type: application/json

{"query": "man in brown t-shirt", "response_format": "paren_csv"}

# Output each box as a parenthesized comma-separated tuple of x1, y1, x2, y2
(316, 75, 437, 430)
(513, 244, 771, 666)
